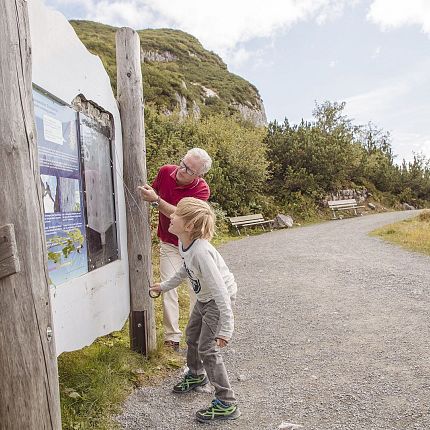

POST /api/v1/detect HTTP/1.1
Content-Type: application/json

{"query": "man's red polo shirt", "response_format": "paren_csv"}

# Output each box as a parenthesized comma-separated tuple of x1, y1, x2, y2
(152, 165, 210, 246)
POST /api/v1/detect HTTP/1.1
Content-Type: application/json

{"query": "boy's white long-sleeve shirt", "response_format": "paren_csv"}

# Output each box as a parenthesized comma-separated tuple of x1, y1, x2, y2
(160, 238, 237, 340)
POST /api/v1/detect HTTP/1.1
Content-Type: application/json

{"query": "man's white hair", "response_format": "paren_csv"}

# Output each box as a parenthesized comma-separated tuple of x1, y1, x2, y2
(186, 147, 212, 175)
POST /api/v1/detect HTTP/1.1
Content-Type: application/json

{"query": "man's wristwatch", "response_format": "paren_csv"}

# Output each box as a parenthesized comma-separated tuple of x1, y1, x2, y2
(150, 195, 160, 208)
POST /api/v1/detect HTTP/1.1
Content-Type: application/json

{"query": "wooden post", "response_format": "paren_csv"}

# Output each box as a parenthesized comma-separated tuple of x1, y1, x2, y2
(116, 27, 156, 355)
(0, 1, 62, 428)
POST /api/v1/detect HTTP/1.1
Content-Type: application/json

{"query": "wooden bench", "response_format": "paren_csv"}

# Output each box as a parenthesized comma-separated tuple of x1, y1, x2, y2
(328, 198, 365, 219)
(228, 214, 274, 235)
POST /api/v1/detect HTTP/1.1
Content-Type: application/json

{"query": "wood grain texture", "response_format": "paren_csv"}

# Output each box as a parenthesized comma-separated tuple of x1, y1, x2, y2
(0, 1, 62, 428)
(116, 27, 156, 354)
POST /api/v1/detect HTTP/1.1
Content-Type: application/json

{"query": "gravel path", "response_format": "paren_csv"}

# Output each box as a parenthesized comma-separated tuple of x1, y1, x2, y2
(117, 211, 430, 430)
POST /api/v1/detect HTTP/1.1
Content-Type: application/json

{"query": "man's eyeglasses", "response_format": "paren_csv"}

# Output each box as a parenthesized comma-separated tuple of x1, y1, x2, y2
(179, 160, 198, 176)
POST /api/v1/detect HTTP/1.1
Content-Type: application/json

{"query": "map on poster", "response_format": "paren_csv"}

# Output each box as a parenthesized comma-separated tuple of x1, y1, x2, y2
(33, 88, 88, 285)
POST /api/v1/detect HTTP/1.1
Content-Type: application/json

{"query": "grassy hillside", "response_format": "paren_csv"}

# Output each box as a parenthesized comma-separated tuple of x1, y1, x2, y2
(70, 20, 262, 117)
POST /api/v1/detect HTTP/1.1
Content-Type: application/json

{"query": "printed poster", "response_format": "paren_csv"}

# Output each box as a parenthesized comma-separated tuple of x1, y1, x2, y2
(33, 88, 88, 285)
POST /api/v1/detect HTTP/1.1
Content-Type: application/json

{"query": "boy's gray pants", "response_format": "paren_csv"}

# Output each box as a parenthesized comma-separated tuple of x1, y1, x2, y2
(186, 299, 236, 404)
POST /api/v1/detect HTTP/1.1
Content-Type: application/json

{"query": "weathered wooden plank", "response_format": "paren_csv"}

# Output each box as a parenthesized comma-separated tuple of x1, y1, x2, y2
(116, 27, 156, 355)
(232, 220, 273, 227)
(0, 1, 62, 428)
(231, 219, 265, 226)
(328, 199, 358, 207)
(229, 214, 274, 232)
(229, 213, 265, 223)
(229, 213, 274, 236)
(0, 255, 20, 279)
(330, 204, 357, 209)
(0, 224, 20, 279)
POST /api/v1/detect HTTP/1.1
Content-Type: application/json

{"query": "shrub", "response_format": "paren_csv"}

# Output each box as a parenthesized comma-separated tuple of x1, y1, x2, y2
(281, 191, 321, 221)
(144, 108, 268, 216)
(210, 202, 229, 235)
(418, 210, 430, 222)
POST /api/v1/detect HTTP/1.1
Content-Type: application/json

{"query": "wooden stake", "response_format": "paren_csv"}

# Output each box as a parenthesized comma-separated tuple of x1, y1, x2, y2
(0, 1, 62, 428)
(116, 27, 156, 355)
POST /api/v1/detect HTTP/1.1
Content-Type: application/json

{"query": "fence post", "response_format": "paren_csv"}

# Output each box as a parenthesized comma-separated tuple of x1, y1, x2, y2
(116, 27, 156, 355)
(0, 1, 62, 428)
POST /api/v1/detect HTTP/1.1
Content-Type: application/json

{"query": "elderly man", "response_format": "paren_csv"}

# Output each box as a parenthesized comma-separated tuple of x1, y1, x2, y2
(139, 148, 212, 350)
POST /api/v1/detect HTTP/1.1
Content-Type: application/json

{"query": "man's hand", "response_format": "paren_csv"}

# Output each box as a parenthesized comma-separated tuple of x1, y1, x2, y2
(216, 337, 228, 348)
(137, 184, 158, 203)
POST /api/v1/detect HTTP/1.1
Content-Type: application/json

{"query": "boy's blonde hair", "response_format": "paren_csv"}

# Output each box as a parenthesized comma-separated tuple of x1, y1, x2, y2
(176, 197, 216, 241)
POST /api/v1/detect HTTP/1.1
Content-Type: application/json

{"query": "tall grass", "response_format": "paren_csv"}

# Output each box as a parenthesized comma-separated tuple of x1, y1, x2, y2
(58, 243, 188, 430)
(59, 322, 185, 429)
(371, 210, 430, 256)
(418, 210, 430, 222)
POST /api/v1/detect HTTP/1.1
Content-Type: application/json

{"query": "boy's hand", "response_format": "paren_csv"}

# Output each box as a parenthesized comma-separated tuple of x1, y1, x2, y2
(216, 337, 228, 348)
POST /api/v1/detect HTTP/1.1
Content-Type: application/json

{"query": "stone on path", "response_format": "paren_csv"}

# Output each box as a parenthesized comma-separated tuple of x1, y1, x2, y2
(274, 214, 294, 228)
(403, 202, 415, 210)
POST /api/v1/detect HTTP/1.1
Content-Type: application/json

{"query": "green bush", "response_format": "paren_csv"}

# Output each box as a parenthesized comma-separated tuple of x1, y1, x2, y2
(186, 115, 268, 215)
(145, 108, 269, 216)
(210, 202, 229, 235)
(265, 103, 365, 201)
(281, 191, 321, 221)
(265, 101, 430, 213)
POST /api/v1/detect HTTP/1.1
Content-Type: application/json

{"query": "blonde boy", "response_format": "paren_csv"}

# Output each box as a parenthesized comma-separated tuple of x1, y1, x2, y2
(150, 197, 240, 422)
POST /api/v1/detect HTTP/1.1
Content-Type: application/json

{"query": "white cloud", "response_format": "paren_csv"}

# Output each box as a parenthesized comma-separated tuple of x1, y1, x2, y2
(390, 131, 430, 163)
(45, 0, 357, 62)
(345, 84, 430, 161)
(48, 0, 87, 5)
(343, 64, 430, 162)
(315, 0, 347, 25)
(343, 82, 410, 121)
(367, 0, 430, 33)
(228, 47, 253, 68)
(344, 61, 430, 120)
(371, 46, 381, 58)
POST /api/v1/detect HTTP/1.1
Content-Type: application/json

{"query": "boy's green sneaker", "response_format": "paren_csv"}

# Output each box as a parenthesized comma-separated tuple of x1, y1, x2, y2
(195, 398, 241, 422)
(172, 372, 209, 393)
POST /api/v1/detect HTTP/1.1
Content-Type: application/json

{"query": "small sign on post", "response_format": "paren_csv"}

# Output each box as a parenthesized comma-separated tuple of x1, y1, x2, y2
(0, 224, 20, 279)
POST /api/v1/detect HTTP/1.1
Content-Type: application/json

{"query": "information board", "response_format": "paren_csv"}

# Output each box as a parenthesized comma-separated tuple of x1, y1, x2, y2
(33, 88, 89, 285)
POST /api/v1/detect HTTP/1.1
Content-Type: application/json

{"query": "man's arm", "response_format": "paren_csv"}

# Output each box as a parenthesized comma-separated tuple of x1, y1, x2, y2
(158, 197, 176, 217)
(138, 181, 210, 217)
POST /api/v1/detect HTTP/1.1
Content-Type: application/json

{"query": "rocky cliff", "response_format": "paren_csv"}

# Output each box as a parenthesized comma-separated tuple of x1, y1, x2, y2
(70, 21, 267, 126)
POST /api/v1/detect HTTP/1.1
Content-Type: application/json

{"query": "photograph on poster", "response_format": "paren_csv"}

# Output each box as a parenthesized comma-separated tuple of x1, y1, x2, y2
(40, 174, 59, 213)
(59, 177, 81, 212)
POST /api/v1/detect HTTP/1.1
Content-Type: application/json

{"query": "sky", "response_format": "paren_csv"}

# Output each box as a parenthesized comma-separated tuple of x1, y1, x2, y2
(43, 0, 430, 163)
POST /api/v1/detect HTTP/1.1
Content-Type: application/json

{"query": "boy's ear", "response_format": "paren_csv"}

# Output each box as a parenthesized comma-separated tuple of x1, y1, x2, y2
(184, 221, 194, 233)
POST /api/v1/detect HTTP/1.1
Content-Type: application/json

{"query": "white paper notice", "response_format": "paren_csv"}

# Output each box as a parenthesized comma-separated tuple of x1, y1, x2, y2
(43, 114, 63, 145)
